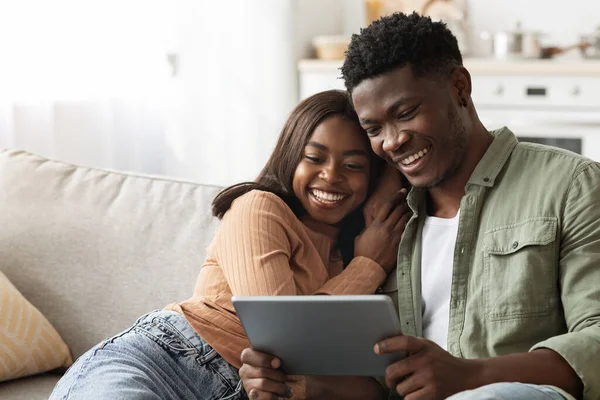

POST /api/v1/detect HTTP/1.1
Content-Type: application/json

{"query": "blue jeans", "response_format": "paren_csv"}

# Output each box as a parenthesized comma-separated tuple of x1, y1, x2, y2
(50, 310, 246, 400)
(447, 382, 568, 400)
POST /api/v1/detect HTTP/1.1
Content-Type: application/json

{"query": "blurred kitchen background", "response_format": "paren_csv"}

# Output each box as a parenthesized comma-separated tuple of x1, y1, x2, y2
(0, 0, 599, 186)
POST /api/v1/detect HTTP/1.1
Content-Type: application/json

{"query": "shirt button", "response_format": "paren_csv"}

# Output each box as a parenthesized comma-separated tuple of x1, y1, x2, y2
(483, 177, 490, 183)
(460, 247, 465, 254)
(512, 241, 519, 249)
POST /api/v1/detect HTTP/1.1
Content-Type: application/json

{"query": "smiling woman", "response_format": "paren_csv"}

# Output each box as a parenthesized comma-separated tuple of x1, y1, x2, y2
(292, 114, 371, 228)
(49, 90, 411, 400)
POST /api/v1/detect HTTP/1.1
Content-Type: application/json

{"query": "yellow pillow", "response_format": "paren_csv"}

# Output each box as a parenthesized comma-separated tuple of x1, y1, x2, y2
(0, 271, 73, 382)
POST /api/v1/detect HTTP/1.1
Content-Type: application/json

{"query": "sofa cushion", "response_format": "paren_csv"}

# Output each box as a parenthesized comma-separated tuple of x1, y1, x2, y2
(0, 149, 223, 361)
(0, 373, 62, 400)
(0, 271, 72, 382)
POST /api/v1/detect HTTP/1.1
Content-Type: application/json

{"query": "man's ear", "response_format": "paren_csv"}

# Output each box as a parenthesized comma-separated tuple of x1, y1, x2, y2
(452, 66, 472, 101)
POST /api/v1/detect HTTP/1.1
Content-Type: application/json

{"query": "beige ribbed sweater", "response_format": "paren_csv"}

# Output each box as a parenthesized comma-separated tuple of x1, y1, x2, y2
(167, 190, 387, 398)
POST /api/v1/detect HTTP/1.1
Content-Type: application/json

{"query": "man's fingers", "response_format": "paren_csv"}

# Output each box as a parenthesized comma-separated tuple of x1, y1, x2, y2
(375, 335, 425, 354)
(394, 374, 424, 398)
(240, 348, 281, 369)
(384, 354, 417, 387)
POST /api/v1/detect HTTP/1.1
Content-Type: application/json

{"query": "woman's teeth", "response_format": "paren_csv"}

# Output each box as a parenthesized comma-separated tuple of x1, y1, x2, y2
(310, 189, 347, 203)
(401, 147, 429, 165)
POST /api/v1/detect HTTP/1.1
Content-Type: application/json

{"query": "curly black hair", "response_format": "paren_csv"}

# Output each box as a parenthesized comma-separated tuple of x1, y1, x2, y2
(341, 12, 463, 93)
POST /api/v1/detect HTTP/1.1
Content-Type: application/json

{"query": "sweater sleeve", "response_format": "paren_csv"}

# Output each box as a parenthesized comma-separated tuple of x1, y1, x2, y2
(215, 191, 299, 296)
(315, 256, 387, 295)
(215, 191, 388, 297)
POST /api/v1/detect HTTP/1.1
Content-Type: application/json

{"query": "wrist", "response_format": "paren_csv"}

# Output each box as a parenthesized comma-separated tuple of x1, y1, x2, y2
(464, 358, 491, 391)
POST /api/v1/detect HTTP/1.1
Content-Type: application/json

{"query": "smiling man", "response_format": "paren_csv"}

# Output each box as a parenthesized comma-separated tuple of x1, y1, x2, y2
(340, 11, 600, 400)
(237, 12, 600, 400)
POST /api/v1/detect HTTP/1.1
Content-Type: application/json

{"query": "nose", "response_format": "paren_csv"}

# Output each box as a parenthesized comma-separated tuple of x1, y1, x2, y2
(382, 128, 411, 153)
(319, 162, 343, 183)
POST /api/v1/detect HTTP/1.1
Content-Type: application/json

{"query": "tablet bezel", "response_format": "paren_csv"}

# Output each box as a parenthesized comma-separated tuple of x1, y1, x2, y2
(232, 295, 404, 376)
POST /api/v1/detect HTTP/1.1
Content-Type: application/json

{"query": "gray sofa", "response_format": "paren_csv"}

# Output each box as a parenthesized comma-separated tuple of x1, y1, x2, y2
(0, 149, 223, 399)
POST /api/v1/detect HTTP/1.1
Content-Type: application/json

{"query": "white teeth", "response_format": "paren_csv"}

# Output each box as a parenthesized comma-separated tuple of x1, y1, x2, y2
(402, 147, 430, 165)
(311, 189, 347, 203)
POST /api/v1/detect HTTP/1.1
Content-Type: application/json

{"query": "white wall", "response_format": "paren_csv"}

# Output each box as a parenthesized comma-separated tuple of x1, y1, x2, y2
(164, 0, 347, 186)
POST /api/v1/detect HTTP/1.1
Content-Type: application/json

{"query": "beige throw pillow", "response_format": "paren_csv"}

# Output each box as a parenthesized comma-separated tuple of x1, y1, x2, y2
(0, 271, 73, 382)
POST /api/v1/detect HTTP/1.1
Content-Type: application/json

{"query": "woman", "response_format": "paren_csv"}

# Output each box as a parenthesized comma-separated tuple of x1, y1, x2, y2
(50, 90, 409, 400)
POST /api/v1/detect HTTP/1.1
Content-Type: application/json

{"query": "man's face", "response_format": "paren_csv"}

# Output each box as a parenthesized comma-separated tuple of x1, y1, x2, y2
(351, 66, 468, 189)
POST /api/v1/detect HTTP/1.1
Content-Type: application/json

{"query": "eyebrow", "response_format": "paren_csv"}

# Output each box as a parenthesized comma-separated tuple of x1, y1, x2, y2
(306, 141, 369, 157)
(359, 96, 418, 125)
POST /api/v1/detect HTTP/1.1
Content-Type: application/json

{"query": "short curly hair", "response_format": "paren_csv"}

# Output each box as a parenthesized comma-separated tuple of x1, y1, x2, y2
(341, 12, 463, 93)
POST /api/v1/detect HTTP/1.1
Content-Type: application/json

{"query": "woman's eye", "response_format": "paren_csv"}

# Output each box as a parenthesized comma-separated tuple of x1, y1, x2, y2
(345, 163, 365, 171)
(305, 155, 322, 163)
(365, 127, 380, 137)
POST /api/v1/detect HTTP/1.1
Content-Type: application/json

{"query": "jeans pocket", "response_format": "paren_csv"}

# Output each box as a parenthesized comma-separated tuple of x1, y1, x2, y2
(134, 312, 219, 365)
(207, 360, 245, 400)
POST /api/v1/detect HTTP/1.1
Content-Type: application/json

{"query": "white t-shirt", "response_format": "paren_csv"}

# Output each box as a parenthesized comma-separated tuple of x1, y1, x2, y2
(421, 211, 459, 350)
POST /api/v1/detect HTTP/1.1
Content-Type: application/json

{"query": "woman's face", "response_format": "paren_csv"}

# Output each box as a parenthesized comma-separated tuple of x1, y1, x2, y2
(292, 115, 371, 226)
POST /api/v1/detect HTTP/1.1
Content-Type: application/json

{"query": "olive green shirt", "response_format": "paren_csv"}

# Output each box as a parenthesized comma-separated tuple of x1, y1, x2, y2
(384, 127, 600, 399)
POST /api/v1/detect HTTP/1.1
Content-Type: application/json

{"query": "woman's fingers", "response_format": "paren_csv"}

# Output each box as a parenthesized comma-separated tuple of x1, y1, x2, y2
(374, 189, 407, 223)
(243, 378, 291, 399)
(240, 348, 282, 369)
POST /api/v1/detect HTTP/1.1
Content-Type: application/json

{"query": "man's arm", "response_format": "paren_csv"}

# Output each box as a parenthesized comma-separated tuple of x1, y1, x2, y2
(528, 162, 600, 399)
(378, 163, 600, 399)
(473, 350, 582, 397)
(375, 337, 582, 399)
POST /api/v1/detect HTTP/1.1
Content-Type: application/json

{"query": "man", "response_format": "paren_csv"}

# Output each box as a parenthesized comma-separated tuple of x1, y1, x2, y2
(239, 12, 600, 400)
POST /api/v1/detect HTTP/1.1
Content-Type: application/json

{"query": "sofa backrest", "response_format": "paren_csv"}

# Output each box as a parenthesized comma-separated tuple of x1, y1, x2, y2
(0, 149, 223, 359)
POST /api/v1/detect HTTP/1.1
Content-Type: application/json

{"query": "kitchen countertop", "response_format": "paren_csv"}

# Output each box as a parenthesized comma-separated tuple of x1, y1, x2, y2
(298, 58, 600, 76)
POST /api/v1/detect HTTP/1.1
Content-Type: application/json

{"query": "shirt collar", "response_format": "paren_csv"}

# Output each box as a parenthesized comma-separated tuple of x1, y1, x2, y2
(406, 126, 518, 210)
(468, 127, 518, 187)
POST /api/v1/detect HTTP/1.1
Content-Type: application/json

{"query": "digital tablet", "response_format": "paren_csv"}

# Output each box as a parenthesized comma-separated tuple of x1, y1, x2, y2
(232, 295, 404, 376)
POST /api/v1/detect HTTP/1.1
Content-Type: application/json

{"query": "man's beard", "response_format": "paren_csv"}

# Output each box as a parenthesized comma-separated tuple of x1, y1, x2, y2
(421, 106, 468, 190)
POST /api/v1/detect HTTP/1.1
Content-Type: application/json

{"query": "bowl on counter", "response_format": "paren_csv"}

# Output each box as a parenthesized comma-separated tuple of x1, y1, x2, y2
(312, 35, 351, 60)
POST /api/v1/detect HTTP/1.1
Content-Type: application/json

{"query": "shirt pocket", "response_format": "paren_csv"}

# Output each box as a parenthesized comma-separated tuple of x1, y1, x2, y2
(482, 217, 559, 321)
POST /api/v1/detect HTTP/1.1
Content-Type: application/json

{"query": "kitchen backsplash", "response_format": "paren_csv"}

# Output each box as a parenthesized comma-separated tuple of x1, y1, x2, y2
(341, 0, 600, 58)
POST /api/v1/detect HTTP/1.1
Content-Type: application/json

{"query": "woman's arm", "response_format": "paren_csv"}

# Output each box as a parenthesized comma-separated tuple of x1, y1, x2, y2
(215, 191, 304, 296)
(216, 190, 408, 298)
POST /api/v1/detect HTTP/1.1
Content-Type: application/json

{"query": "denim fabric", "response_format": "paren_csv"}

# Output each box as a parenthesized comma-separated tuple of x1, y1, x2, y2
(447, 383, 568, 400)
(50, 310, 246, 400)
